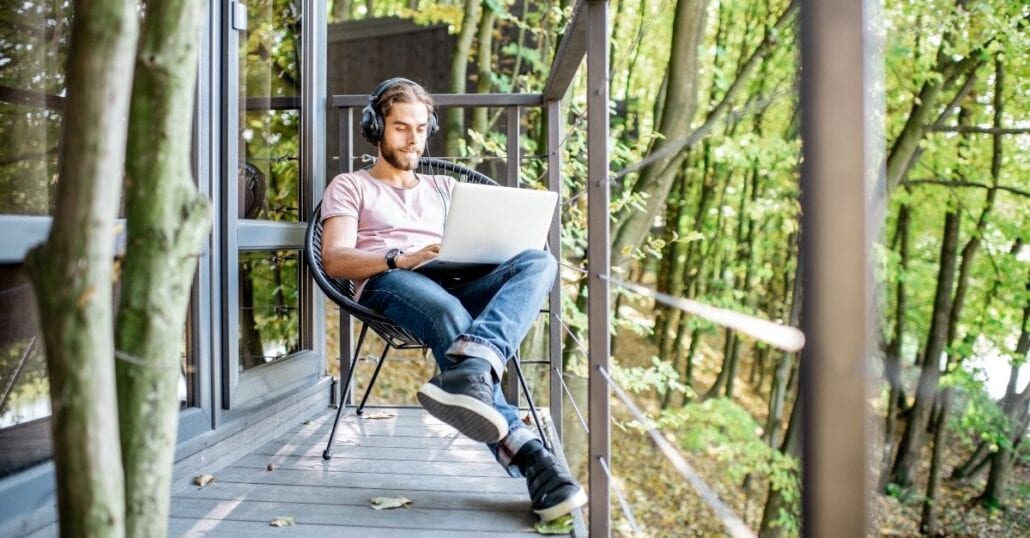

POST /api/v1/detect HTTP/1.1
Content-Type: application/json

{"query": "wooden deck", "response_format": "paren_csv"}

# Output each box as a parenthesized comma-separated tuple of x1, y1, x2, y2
(167, 406, 574, 537)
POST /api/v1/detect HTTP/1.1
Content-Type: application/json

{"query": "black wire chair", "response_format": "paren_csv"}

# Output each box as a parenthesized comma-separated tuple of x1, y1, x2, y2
(306, 157, 550, 460)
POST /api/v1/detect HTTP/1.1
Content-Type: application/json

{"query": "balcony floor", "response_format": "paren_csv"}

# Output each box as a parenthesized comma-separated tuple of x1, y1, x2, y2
(169, 406, 569, 537)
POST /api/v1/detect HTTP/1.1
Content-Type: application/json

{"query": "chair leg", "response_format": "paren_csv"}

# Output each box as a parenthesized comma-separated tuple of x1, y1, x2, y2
(513, 351, 552, 452)
(356, 343, 391, 416)
(324, 323, 369, 461)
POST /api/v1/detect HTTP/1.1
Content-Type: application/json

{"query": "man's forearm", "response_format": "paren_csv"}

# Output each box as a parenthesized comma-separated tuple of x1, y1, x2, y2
(323, 247, 392, 280)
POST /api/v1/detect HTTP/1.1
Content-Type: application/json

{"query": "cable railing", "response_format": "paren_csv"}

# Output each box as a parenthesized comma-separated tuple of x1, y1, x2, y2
(551, 282, 773, 536)
(599, 365, 757, 538)
(323, 2, 872, 534)
(603, 276, 806, 353)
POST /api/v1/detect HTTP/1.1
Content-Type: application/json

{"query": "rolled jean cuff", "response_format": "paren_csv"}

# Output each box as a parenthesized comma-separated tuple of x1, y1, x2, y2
(445, 335, 506, 380)
(497, 425, 540, 477)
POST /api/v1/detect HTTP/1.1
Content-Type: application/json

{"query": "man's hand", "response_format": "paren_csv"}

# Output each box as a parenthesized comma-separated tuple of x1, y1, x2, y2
(398, 244, 440, 270)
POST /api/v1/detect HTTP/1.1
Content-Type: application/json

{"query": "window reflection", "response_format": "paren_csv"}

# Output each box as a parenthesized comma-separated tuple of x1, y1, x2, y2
(0, 1, 72, 216)
(238, 250, 301, 370)
(0, 265, 49, 477)
(238, 0, 302, 222)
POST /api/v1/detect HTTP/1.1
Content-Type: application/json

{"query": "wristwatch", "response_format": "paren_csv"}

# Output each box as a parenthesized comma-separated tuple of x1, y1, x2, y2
(385, 248, 401, 270)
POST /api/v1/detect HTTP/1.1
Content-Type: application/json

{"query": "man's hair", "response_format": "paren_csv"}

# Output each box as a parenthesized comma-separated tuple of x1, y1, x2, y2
(376, 81, 435, 120)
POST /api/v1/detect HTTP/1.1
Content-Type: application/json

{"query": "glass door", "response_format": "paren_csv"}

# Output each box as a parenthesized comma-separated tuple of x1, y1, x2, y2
(222, 0, 325, 408)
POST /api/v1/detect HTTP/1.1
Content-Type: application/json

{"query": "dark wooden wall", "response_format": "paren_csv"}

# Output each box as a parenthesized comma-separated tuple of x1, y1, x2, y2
(326, 17, 454, 179)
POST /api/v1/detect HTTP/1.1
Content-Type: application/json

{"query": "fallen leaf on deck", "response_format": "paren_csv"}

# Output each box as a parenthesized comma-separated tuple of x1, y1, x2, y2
(269, 516, 295, 527)
(535, 515, 574, 535)
(370, 496, 412, 510)
(362, 411, 395, 420)
(193, 474, 215, 487)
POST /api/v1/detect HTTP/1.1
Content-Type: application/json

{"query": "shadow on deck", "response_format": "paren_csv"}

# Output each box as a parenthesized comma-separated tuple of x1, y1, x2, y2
(167, 407, 577, 537)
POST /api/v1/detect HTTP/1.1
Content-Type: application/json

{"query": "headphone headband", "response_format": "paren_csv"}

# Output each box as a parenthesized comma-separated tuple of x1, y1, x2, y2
(360, 78, 439, 146)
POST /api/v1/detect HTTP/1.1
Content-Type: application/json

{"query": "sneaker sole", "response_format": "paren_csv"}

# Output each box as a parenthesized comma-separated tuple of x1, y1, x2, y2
(417, 382, 508, 443)
(535, 486, 588, 522)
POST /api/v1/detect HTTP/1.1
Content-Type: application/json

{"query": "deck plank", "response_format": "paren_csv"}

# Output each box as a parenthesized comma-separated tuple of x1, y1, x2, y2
(170, 407, 572, 537)
(168, 517, 538, 537)
(233, 453, 511, 477)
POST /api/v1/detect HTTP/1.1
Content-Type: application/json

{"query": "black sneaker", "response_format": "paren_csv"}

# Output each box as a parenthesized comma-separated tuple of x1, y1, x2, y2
(514, 440, 588, 521)
(417, 359, 508, 443)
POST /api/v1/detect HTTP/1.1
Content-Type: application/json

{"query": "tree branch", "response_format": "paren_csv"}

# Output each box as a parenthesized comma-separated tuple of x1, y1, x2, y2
(901, 178, 1030, 198)
(928, 125, 1030, 135)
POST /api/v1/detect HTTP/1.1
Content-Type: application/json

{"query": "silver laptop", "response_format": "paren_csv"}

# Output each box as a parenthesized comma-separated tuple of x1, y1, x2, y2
(415, 182, 558, 273)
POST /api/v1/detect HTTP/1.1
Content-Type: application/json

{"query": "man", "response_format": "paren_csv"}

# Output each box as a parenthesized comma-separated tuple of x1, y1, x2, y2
(320, 78, 586, 522)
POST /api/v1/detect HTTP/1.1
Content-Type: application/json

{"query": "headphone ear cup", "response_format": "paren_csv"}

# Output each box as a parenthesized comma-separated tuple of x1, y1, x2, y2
(429, 109, 440, 136)
(360, 103, 380, 145)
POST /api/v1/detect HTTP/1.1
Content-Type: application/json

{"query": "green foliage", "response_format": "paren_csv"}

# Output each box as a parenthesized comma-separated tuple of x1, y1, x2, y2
(611, 356, 690, 398)
(657, 398, 800, 530)
(948, 365, 1013, 451)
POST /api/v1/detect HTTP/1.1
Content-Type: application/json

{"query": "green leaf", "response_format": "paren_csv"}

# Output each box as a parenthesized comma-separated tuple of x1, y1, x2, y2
(534, 514, 574, 535)
(269, 516, 295, 527)
(193, 474, 215, 487)
(370, 496, 413, 510)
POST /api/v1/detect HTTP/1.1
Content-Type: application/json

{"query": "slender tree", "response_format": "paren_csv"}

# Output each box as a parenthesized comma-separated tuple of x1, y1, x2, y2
(611, 0, 796, 267)
(445, 0, 482, 156)
(114, 0, 210, 535)
(979, 302, 1030, 508)
(24, 0, 139, 534)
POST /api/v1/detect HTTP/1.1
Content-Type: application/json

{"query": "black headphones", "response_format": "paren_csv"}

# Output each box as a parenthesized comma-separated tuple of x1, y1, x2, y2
(360, 77, 440, 146)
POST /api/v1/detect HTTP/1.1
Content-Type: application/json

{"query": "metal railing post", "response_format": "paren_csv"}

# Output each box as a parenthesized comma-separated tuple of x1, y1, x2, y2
(337, 107, 355, 406)
(546, 99, 563, 443)
(586, 1, 611, 536)
(505, 105, 521, 405)
(799, 0, 876, 535)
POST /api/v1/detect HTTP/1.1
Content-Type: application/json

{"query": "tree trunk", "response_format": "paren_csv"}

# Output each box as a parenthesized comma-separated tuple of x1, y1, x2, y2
(880, 202, 911, 489)
(24, 0, 139, 534)
(889, 209, 961, 489)
(239, 262, 266, 368)
(444, 0, 482, 157)
(332, 0, 352, 22)
(610, 0, 714, 266)
(766, 258, 801, 448)
(920, 389, 951, 534)
(612, 0, 796, 267)
(919, 74, 999, 523)
(470, 2, 498, 138)
(979, 296, 1029, 507)
(723, 155, 763, 400)
(115, 2, 209, 535)
(700, 163, 737, 400)
(760, 396, 801, 537)
(654, 168, 690, 359)
(950, 440, 991, 482)
(884, 0, 983, 192)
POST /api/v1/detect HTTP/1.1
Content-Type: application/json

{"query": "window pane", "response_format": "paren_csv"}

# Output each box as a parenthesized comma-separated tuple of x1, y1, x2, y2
(0, 1, 72, 215)
(238, 250, 302, 370)
(0, 265, 49, 477)
(238, 0, 302, 222)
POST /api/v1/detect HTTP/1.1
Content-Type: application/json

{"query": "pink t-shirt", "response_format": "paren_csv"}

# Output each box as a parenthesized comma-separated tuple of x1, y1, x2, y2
(321, 169, 456, 297)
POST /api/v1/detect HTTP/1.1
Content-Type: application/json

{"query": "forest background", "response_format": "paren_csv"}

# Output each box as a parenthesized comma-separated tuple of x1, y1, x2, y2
(323, 0, 1029, 536)
(0, 0, 1026, 536)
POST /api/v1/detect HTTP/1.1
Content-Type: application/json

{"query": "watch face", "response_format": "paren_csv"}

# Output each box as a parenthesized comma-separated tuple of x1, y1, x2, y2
(386, 248, 400, 269)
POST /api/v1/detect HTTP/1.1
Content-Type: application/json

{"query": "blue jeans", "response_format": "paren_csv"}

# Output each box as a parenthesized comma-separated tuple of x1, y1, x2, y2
(358, 249, 557, 471)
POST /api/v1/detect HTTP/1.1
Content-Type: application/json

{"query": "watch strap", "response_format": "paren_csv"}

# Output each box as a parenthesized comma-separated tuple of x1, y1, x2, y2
(385, 248, 400, 270)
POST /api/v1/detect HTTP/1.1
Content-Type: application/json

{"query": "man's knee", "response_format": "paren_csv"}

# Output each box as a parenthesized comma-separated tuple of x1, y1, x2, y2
(515, 249, 558, 281)
(433, 296, 473, 336)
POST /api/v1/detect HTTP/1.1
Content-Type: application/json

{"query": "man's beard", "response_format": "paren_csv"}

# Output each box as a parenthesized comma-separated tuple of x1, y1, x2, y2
(381, 142, 422, 171)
